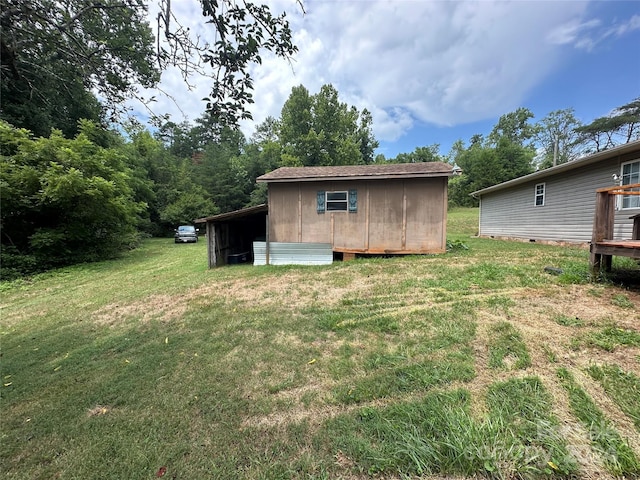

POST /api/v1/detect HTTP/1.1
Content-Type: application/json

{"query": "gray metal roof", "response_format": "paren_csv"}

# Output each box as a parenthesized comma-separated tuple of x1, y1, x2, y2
(471, 140, 640, 197)
(257, 162, 453, 183)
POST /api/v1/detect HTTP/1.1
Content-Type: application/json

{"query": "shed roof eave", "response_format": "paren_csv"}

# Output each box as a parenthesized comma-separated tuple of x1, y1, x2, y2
(194, 203, 268, 224)
(257, 172, 453, 183)
(470, 139, 640, 197)
(257, 162, 454, 183)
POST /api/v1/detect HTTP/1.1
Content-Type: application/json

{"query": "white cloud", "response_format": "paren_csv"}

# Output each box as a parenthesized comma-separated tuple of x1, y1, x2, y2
(605, 14, 640, 38)
(128, 1, 637, 144)
(547, 18, 601, 47)
(244, 0, 589, 140)
(547, 11, 640, 51)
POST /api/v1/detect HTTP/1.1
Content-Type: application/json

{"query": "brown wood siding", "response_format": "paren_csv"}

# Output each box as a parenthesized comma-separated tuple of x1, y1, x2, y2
(367, 180, 405, 250)
(268, 177, 447, 253)
(269, 183, 301, 242)
(405, 179, 446, 251)
(331, 183, 368, 250)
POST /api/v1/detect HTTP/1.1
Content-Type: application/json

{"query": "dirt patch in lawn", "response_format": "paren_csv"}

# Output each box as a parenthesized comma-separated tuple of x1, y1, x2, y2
(194, 270, 383, 311)
(87, 405, 112, 417)
(89, 260, 441, 327)
(465, 284, 640, 477)
(92, 294, 190, 326)
(238, 286, 639, 479)
(507, 286, 640, 374)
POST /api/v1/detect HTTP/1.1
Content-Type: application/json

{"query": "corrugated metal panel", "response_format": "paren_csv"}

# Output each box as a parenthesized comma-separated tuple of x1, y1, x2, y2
(479, 158, 639, 243)
(253, 242, 333, 266)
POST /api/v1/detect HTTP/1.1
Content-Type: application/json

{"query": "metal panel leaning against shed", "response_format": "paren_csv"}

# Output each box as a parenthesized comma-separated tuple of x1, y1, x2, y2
(253, 242, 333, 266)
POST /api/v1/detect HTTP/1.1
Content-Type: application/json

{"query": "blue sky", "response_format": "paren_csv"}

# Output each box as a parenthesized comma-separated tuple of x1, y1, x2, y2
(136, 0, 640, 159)
(384, 1, 640, 159)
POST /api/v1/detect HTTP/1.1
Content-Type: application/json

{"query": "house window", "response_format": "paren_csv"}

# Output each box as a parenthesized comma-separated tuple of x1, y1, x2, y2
(621, 160, 640, 209)
(534, 183, 545, 206)
(317, 190, 357, 213)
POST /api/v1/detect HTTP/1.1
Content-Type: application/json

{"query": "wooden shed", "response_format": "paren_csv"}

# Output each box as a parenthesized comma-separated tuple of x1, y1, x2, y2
(256, 162, 453, 257)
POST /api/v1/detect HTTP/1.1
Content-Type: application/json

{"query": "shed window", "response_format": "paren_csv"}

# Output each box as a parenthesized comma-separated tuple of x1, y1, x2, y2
(326, 191, 348, 211)
(317, 190, 357, 213)
(534, 183, 545, 206)
(621, 160, 640, 209)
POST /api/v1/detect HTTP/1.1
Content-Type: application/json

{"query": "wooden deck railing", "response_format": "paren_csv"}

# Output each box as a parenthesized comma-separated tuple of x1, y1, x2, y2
(590, 182, 640, 274)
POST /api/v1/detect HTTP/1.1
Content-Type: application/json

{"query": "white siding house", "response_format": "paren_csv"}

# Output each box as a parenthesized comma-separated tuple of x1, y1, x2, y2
(472, 140, 640, 244)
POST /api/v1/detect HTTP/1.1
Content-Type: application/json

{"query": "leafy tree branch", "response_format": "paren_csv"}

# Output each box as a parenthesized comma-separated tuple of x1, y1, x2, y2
(1, 0, 301, 136)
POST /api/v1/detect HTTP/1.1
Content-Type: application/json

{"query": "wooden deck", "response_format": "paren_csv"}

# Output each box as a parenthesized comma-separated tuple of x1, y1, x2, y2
(591, 240, 640, 258)
(590, 183, 640, 274)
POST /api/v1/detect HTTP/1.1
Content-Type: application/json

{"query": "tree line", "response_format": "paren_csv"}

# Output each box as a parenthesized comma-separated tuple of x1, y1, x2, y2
(385, 100, 640, 208)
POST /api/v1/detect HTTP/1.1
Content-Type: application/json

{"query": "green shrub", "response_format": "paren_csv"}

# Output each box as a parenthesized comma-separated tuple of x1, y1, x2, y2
(0, 121, 145, 277)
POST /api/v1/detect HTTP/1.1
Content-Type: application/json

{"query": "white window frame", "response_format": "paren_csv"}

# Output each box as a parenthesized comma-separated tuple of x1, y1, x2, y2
(325, 191, 348, 212)
(620, 159, 640, 210)
(534, 183, 545, 206)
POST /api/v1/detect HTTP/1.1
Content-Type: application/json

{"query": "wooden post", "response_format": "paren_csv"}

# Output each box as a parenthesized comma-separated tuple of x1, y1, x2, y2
(331, 213, 335, 247)
(632, 214, 640, 240)
(603, 192, 615, 272)
(590, 249, 601, 277)
(265, 215, 270, 266)
(592, 191, 612, 243)
(401, 181, 407, 249)
(590, 190, 615, 275)
(207, 221, 217, 268)
(364, 185, 370, 251)
(442, 178, 448, 249)
(298, 186, 302, 242)
(591, 191, 605, 276)
(215, 226, 223, 267)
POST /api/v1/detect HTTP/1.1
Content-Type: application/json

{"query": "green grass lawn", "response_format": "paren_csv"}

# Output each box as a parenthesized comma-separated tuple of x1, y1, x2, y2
(2, 207, 640, 479)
